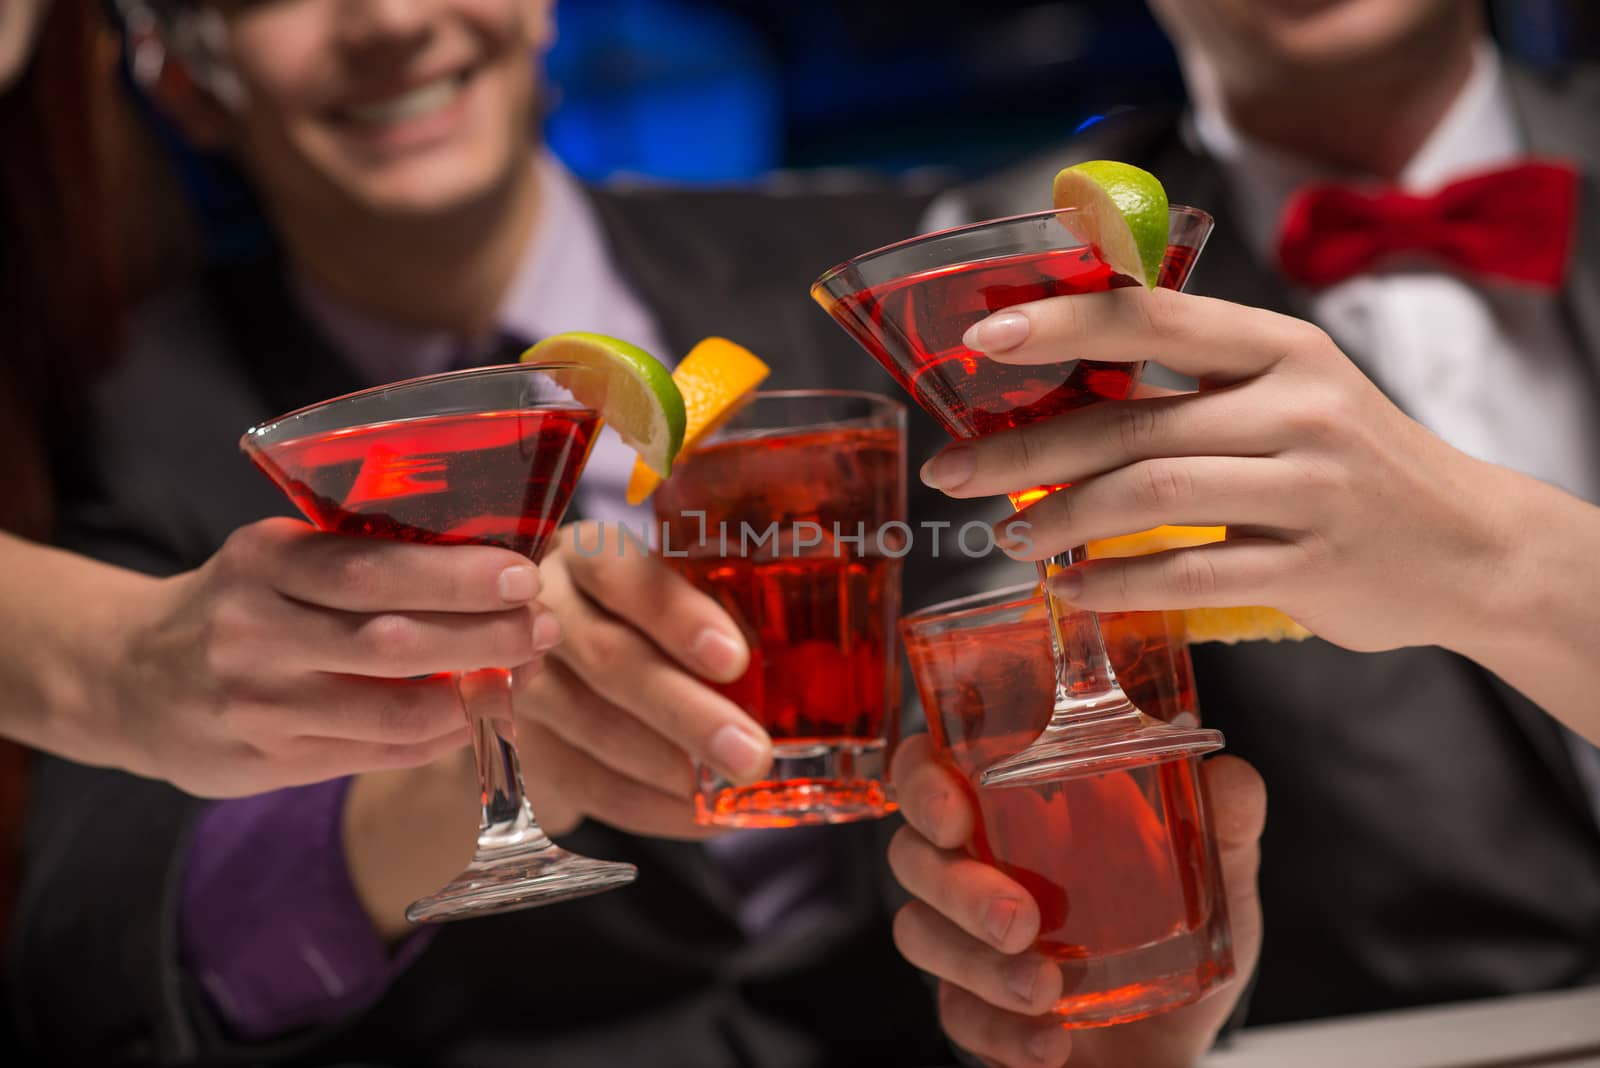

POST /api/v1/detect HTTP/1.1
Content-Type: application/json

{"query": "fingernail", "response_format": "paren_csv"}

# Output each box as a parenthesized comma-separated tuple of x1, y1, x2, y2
(531, 611, 562, 652)
(919, 446, 974, 491)
(1005, 957, 1040, 1005)
(917, 788, 950, 836)
(1028, 1025, 1069, 1063)
(691, 629, 745, 680)
(995, 521, 1028, 555)
(963, 311, 1030, 354)
(708, 724, 770, 782)
(498, 565, 538, 602)
(985, 896, 1019, 945)
(1048, 569, 1083, 602)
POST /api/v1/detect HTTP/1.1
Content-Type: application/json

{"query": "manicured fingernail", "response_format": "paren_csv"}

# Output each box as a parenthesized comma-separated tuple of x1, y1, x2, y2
(498, 565, 538, 602)
(963, 311, 1030, 354)
(692, 629, 746, 680)
(709, 724, 770, 782)
(1048, 569, 1083, 602)
(531, 611, 562, 652)
(1005, 957, 1040, 1004)
(985, 896, 1019, 945)
(919, 447, 974, 491)
(1028, 1025, 1069, 1063)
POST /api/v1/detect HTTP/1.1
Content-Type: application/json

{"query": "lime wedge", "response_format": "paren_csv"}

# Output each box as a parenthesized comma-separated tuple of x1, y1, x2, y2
(626, 337, 770, 505)
(1052, 160, 1169, 288)
(520, 332, 686, 477)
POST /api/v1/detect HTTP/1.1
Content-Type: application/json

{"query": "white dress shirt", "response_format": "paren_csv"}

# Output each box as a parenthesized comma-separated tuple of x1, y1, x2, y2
(292, 152, 673, 532)
(1191, 44, 1600, 505)
(1193, 42, 1600, 818)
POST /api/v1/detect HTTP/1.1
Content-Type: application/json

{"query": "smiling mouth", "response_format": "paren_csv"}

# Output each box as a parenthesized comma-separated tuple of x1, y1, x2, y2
(338, 71, 471, 126)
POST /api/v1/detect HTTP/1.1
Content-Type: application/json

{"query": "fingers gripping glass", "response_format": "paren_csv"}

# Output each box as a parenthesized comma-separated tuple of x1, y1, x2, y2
(242, 363, 636, 923)
(813, 206, 1224, 787)
(652, 390, 907, 827)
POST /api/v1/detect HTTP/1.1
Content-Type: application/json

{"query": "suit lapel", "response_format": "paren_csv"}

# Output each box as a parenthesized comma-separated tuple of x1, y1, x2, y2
(1149, 126, 1304, 319)
(952, 108, 1305, 320)
(1505, 66, 1600, 418)
(1490, 67, 1600, 820)
(207, 258, 366, 419)
(1561, 171, 1600, 408)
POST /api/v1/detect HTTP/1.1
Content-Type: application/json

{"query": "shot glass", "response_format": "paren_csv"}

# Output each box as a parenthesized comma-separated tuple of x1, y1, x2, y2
(654, 390, 906, 827)
(901, 585, 1232, 1028)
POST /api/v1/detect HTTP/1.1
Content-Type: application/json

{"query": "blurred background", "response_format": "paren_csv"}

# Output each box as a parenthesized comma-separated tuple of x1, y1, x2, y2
(545, 0, 1600, 184)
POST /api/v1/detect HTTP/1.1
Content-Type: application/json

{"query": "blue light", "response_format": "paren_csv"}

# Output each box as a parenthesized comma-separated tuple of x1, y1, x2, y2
(1072, 112, 1108, 135)
(546, 0, 781, 183)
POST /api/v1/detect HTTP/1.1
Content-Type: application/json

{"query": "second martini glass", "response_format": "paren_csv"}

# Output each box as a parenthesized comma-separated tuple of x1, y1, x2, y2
(813, 205, 1222, 787)
(242, 362, 638, 922)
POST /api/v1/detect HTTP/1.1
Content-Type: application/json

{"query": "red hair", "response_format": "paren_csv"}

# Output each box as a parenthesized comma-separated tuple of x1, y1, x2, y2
(0, 2, 124, 540)
(0, 0, 127, 955)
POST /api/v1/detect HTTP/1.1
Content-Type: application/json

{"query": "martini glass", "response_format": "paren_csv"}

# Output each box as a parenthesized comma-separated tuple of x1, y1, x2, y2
(812, 206, 1223, 787)
(242, 363, 638, 922)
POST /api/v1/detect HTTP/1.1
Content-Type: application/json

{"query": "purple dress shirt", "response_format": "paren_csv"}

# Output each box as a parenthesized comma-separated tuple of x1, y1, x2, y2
(178, 779, 432, 1040)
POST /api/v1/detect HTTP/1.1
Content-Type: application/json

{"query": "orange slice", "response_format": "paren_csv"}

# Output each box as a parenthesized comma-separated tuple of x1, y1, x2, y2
(1180, 606, 1313, 645)
(1085, 525, 1313, 644)
(624, 337, 770, 505)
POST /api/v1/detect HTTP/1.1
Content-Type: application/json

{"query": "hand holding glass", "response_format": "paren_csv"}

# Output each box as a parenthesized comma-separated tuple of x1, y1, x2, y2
(814, 206, 1223, 787)
(243, 363, 637, 923)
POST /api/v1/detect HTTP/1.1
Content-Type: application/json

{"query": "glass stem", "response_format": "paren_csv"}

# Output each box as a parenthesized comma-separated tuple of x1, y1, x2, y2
(457, 667, 552, 855)
(1039, 547, 1144, 729)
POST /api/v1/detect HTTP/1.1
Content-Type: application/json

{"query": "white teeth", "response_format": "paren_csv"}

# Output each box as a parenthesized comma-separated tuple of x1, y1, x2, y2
(346, 76, 462, 125)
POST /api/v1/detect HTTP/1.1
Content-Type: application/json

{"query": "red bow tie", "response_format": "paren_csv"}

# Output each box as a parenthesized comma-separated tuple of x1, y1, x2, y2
(1275, 160, 1579, 290)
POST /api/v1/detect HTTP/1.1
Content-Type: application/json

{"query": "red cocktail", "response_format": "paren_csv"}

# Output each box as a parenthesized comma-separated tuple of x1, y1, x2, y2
(257, 409, 598, 555)
(964, 606, 1199, 729)
(653, 392, 906, 827)
(902, 584, 1231, 1028)
(814, 206, 1224, 787)
(243, 363, 638, 923)
(825, 243, 1198, 441)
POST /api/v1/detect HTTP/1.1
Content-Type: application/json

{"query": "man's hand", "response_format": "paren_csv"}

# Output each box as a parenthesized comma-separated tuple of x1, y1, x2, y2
(342, 519, 773, 938)
(112, 517, 560, 797)
(888, 734, 1266, 1068)
(512, 520, 771, 839)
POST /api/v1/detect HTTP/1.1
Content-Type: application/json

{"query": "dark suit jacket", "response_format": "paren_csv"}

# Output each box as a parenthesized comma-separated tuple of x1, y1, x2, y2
(8, 184, 1004, 1067)
(949, 63, 1600, 1024)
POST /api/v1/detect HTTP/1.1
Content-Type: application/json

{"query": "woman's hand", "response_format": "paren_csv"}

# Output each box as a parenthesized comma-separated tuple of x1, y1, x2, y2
(110, 517, 557, 796)
(917, 288, 1523, 655)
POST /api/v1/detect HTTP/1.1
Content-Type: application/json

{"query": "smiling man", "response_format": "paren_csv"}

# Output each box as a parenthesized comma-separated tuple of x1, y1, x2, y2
(7, 1, 975, 1064)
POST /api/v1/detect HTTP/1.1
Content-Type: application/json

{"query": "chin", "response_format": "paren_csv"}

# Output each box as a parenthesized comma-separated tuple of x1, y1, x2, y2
(1251, 0, 1465, 70)
(339, 153, 515, 218)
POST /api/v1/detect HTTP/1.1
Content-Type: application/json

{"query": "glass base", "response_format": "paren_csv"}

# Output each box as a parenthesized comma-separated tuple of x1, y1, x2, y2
(980, 718, 1224, 788)
(405, 841, 637, 924)
(1051, 926, 1235, 1028)
(695, 738, 895, 828)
